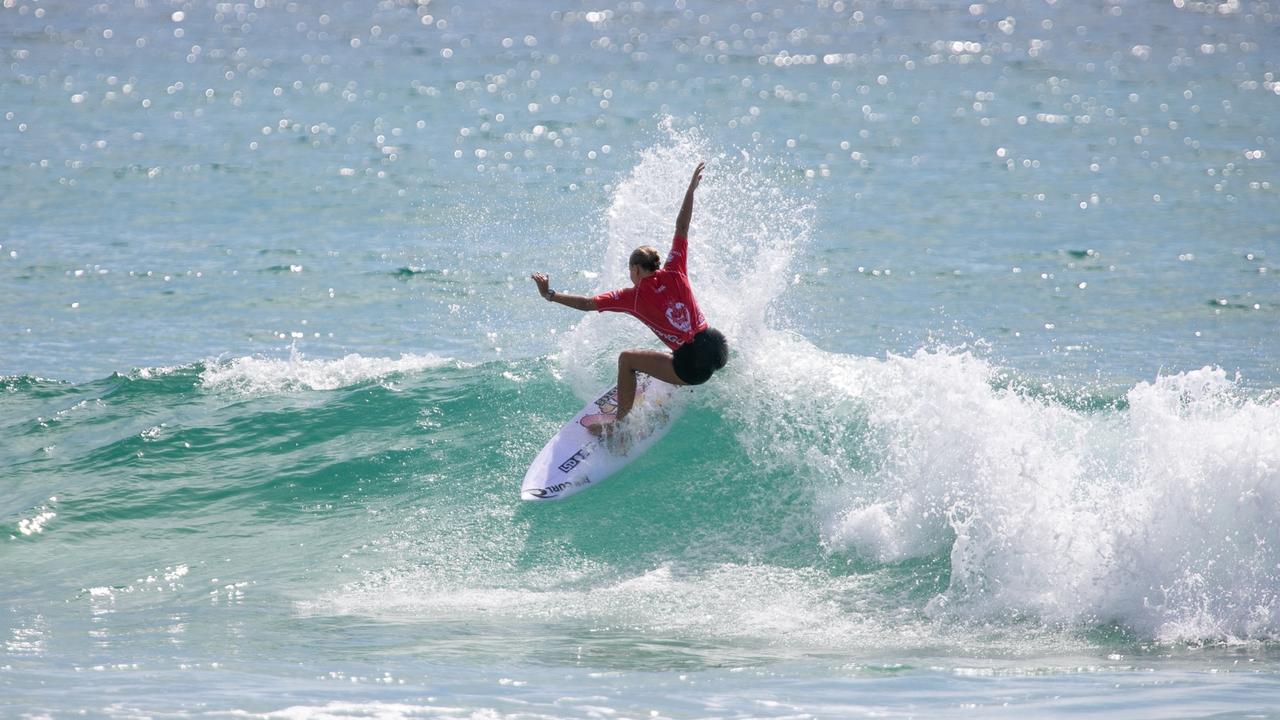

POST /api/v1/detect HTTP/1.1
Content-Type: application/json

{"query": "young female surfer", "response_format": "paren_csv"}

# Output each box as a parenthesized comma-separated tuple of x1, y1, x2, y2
(530, 162, 729, 435)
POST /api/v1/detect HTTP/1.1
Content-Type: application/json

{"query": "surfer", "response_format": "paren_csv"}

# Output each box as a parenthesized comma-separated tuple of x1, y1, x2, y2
(530, 162, 728, 435)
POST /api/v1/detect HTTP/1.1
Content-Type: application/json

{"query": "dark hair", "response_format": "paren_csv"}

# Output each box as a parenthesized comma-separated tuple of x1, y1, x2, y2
(629, 246, 661, 272)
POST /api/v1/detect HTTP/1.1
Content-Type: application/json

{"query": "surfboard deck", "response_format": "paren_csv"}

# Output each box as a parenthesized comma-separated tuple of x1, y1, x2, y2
(521, 375, 685, 501)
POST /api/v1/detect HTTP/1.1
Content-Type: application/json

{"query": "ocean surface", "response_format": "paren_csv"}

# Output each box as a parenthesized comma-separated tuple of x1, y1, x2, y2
(3, 0, 1279, 717)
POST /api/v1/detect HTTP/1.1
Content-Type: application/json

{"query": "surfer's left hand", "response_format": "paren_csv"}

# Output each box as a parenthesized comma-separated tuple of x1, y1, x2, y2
(688, 162, 704, 192)
(530, 272, 551, 299)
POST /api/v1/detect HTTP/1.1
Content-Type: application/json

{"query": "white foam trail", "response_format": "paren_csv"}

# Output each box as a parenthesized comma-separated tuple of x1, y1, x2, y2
(199, 349, 455, 395)
(304, 561, 1065, 656)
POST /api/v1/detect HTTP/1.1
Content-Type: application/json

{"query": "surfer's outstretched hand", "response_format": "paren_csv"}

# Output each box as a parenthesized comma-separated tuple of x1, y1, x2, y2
(688, 161, 704, 192)
(530, 272, 551, 299)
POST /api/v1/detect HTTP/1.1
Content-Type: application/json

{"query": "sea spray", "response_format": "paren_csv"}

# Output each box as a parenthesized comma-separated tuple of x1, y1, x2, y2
(557, 120, 812, 396)
(798, 350, 1280, 641)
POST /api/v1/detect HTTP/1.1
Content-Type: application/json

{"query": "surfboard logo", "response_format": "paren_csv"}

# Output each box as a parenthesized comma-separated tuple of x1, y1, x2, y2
(521, 375, 672, 503)
(557, 446, 592, 473)
(527, 476, 592, 498)
(665, 302, 692, 332)
(525, 482, 570, 499)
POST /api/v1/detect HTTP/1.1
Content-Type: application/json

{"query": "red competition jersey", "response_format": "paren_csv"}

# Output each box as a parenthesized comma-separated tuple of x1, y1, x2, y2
(593, 234, 708, 350)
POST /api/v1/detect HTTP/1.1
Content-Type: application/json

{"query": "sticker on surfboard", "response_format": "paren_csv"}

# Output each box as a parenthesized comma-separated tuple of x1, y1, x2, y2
(521, 375, 685, 501)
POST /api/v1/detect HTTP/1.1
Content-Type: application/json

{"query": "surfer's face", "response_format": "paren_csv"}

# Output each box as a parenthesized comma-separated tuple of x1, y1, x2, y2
(628, 263, 653, 285)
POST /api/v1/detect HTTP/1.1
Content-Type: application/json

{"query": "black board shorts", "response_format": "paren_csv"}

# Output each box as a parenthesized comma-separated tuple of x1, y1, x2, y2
(672, 327, 729, 386)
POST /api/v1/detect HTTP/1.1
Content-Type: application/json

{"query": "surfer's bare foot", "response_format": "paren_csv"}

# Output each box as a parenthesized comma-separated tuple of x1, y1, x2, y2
(585, 420, 614, 438)
(602, 425, 631, 455)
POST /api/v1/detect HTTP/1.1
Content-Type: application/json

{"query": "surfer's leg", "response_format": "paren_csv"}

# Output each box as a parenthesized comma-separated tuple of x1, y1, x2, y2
(584, 350, 686, 437)
(614, 349, 685, 421)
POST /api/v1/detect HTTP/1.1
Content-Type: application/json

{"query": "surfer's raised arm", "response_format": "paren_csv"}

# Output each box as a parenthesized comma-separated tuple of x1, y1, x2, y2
(530, 272, 597, 311)
(673, 162, 704, 240)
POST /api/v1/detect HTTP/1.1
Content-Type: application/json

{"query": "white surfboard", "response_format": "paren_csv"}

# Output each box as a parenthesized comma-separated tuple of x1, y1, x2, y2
(521, 375, 686, 501)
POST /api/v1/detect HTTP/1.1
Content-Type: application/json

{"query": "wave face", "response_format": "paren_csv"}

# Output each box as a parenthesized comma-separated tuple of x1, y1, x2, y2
(5, 131, 1278, 655)
(4, 347, 1278, 659)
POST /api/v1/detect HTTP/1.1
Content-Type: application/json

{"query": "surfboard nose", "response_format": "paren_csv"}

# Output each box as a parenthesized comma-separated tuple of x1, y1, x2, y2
(520, 379, 684, 501)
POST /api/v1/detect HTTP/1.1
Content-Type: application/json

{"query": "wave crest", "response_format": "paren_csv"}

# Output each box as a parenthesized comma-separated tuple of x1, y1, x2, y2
(199, 349, 456, 394)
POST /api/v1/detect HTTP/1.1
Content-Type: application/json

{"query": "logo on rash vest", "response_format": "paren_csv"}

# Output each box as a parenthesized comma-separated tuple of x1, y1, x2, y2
(665, 302, 692, 332)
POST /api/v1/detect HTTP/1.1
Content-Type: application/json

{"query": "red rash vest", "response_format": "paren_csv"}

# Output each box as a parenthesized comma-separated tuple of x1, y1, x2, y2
(593, 234, 708, 350)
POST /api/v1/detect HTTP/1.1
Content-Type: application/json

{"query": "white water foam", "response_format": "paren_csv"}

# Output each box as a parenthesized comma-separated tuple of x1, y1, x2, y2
(199, 349, 455, 395)
(732, 331, 1280, 642)
(304, 560, 1071, 658)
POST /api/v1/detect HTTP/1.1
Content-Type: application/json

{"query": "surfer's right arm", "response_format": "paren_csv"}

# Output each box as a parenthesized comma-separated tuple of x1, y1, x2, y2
(665, 162, 703, 273)
(530, 272, 597, 311)
(673, 161, 704, 239)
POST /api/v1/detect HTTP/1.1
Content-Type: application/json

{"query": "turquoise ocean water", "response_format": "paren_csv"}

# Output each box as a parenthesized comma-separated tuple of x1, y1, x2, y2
(3, 1, 1279, 717)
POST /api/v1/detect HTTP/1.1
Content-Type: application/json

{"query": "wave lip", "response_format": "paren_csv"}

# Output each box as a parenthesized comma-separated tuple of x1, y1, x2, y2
(198, 350, 455, 395)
